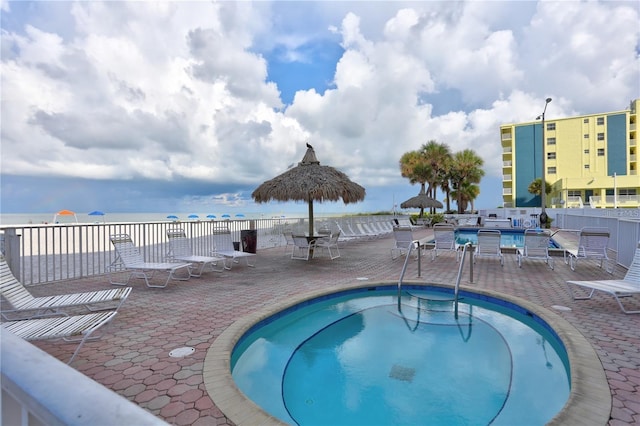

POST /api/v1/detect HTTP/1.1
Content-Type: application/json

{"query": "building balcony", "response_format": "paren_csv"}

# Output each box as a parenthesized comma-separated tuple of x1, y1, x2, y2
(589, 195, 640, 208)
(503, 161, 512, 168)
(501, 133, 512, 141)
(503, 174, 512, 181)
(502, 188, 513, 195)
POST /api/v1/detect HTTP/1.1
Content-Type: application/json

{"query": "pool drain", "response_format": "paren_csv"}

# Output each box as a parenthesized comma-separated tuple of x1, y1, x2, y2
(169, 346, 195, 357)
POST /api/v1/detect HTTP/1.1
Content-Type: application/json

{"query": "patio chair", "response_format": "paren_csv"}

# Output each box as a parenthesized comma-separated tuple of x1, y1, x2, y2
(108, 234, 191, 288)
(566, 242, 640, 314)
(391, 227, 416, 260)
(314, 231, 341, 260)
(517, 229, 554, 270)
(474, 229, 504, 266)
(1, 255, 131, 320)
(291, 236, 316, 260)
(2, 310, 118, 364)
(564, 227, 613, 273)
(212, 229, 256, 269)
(283, 231, 296, 256)
(431, 223, 460, 261)
(166, 228, 225, 277)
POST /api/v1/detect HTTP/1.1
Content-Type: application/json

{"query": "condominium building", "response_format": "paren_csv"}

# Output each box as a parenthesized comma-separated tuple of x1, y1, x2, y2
(500, 99, 639, 209)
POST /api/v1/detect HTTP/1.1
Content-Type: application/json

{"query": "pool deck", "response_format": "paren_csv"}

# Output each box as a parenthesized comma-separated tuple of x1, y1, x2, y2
(21, 227, 640, 425)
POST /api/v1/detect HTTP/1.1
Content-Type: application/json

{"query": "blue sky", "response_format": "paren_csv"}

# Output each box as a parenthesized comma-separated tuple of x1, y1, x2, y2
(1, 1, 639, 215)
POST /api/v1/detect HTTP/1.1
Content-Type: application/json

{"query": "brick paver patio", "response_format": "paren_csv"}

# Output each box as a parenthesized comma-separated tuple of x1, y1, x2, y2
(24, 228, 640, 425)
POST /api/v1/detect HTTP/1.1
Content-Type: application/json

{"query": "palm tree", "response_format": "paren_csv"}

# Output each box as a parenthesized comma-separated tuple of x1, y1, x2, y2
(420, 141, 452, 208)
(449, 149, 485, 214)
(528, 178, 552, 202)
(399, 150, 431, 216)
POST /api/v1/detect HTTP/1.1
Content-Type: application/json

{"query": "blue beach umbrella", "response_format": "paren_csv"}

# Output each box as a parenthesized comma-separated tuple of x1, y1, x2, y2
(167, 215, 179, 221)
(188, 214, 199, 220)
(206, 214, 216, 219)
(235, 213, 245, 218)
(221, 214, 231, 218)
(88, 210, 105, 216)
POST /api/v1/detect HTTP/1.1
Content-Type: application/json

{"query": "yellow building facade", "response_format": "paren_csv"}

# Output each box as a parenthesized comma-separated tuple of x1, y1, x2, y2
(500, 99, 639, 209)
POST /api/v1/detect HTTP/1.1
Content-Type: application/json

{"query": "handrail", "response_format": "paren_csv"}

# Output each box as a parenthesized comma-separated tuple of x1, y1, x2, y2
(396, 240, 418, 311)
(454, 242, 473, 319)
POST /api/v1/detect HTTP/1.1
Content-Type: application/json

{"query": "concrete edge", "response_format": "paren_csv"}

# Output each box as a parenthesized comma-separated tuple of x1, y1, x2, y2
(204, 281, 610, 426)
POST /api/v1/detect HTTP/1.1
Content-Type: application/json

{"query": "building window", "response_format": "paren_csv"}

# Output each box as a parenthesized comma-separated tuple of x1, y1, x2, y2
(547, 137, 556, 145)
(583, 118, 589, 123)
(547, 166, 556, 174)
(597, 117, 604, 125)
(568, 190, 581, 197)
(597, 148, 605, 156)
(547, 123, 556, 131)
(620, 189, 637, 196)
(547, 152, 556, 160)
(584, 134, 589, 139)
(584, 164, 590, 169)
(597, 133, 604, 141)
(584, 149, 590, 154)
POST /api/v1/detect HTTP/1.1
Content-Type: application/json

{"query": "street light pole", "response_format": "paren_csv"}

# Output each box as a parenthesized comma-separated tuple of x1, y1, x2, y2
(537, 97, 552, 225)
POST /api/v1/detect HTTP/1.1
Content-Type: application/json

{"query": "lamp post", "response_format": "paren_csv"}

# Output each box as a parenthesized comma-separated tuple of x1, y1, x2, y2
(536, 97, 552, 225)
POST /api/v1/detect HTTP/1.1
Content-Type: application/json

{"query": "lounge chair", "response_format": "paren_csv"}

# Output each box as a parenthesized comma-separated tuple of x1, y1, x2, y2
(517, 229, 554, 269)
(291, 236, 316, 260)
(1, 255, 131, 320)
(564, 227, 613, 273)
(391, 227, 416, 260)
(314, 231, 341, 260)
(212, 229, 256, 269)
(2, 310, 118, 364)
(431, 223, 460, 261)
(108, 234, 191, 288)
(566, 242, 640, 314)
(166, 228, 225, 277)
(474, 229, 504, 266)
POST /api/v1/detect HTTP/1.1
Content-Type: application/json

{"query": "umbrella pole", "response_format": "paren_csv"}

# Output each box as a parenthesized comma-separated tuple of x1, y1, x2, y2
(308, 198, 314, 236)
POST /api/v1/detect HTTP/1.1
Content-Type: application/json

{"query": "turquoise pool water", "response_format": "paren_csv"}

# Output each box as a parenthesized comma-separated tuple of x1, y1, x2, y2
(231, 286, 570, 425)
(455, 228, 560, 248)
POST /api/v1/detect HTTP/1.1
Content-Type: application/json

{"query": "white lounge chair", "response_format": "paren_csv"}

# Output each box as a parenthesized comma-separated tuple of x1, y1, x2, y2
(212, 229, 256, 269)
(2, 310, 118, 364)
(391, 227, 416, 260)
(1, 254, 131, 320)
(314, 231, 341, 260)
(166, 228, 225, 277)
(517, 229, 554, 269)
(108, 234, 191, 288)
(431, 223, 460, 261)
(564, 227, 613, 273)
(474, 229, 504, 266)
(567, 242, 640, 314)
(291, 236, 316, 260)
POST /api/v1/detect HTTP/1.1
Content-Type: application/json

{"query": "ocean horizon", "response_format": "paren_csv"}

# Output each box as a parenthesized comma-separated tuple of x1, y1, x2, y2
(0, 211, 378, 227)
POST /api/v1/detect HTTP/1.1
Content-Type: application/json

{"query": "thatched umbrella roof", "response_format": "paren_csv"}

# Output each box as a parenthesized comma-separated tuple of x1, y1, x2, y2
(252, 144, 366, 236)
(400, 188, 443, 217)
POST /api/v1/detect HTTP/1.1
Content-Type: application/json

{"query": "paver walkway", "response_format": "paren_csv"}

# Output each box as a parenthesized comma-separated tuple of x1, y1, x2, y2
(24, 228, 640, 425)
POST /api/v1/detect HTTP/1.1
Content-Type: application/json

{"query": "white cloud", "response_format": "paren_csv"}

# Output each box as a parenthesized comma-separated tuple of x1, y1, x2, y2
(1, 1, 638, 213)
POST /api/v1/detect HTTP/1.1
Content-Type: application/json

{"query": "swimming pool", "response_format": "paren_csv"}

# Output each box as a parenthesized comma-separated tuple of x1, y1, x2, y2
(454, 228, 560, 248)
(229, 285, 570, 425)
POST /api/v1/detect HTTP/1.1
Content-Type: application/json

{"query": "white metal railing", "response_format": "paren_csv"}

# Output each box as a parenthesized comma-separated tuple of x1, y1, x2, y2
(503, 188, 512, 195)
(1, 329, 166, 425)
(503, 161, 512, 167)
(503, 174, 512, 181)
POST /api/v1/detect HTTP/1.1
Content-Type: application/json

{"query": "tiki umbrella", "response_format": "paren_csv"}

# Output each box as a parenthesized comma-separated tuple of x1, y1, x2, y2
(400, 187, 443, 217)
(252, 144, 366, 236)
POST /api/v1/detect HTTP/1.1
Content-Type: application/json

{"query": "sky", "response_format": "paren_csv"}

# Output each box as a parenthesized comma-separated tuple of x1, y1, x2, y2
(1, 0, 639, 216)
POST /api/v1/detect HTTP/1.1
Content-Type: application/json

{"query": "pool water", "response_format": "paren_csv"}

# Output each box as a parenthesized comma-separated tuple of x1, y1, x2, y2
(455, 228, 559, 248)
(231, 287, 570, 425)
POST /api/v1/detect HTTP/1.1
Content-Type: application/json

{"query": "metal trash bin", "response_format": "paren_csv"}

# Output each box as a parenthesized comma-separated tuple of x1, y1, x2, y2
(241, 230, 257, 254)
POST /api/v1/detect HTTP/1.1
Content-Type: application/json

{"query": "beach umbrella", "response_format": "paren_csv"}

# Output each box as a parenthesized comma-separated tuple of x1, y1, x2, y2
(252, 143, 366, 236)
(221, 214, 231, 219)
(400, 187, 443, 217)
(88, 210, 105, 216)
(235, 213, 245, 218)
(207, 214, 217, 219)
(167, 215, 179, 221)
(188, 214, 199, 220)
(53, 209, 78, 223)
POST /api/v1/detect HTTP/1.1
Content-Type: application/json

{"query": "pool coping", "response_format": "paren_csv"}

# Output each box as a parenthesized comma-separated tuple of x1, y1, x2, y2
(203, 281, 611, 426)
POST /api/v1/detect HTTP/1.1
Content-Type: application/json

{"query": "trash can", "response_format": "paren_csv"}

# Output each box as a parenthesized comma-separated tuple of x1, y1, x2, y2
(241, 229, 257, 254)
